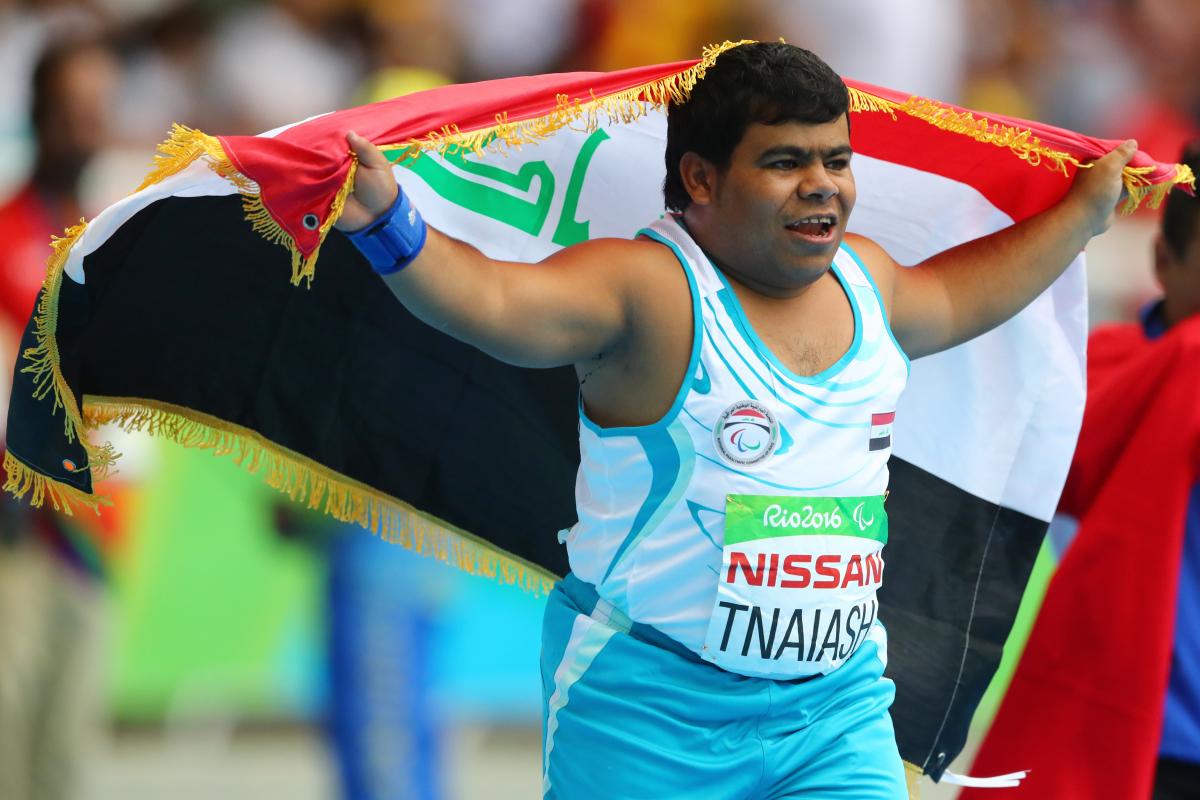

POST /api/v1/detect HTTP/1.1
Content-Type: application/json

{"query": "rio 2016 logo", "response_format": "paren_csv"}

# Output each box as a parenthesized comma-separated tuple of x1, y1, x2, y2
(713, 400, 779, 467)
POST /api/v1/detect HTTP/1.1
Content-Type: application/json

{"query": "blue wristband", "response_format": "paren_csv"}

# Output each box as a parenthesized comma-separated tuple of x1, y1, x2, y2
(345, 186, 428, 275)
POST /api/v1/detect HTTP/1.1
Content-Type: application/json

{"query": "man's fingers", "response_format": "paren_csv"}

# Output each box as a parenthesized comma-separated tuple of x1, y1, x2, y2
(347, 131, 392, 170)
(1104, 139, 1138, 171)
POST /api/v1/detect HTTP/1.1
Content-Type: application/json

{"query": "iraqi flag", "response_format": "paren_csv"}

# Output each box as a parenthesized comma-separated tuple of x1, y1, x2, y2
(4, 41, 1192, 781)
(870, 411, 895, 452)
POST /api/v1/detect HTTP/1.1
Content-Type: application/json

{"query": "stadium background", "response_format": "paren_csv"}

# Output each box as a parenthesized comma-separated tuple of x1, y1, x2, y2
(0, 0, 1196, 797)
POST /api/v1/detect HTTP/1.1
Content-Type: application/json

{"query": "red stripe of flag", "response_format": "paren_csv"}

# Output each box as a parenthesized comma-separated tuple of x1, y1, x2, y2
(872, 412, 895, 426)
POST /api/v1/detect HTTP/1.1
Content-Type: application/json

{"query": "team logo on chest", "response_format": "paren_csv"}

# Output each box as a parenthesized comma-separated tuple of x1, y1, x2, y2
(713, 400, 779, 467)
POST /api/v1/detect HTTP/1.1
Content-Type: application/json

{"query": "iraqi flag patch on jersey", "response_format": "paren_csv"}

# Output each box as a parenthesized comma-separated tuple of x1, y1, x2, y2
(869, 412, 895, 451)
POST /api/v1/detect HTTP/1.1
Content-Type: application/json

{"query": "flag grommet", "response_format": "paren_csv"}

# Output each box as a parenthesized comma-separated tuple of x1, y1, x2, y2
(301, 213, 319, 230)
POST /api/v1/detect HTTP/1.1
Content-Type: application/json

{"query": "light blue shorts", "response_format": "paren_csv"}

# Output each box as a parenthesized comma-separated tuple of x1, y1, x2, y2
(540, 574, 906, 799)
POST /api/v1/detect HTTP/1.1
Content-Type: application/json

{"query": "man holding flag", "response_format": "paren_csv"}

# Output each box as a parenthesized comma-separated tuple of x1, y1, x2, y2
(335, 42, 1132, 798)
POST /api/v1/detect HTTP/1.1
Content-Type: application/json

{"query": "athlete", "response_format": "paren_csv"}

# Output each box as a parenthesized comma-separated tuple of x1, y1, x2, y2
(335, 43, 1132, 799)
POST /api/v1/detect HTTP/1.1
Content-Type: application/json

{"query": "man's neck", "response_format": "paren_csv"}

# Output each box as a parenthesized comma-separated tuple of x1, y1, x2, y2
(678, 210, 819, 300)
(1162, 296, 1200, 329)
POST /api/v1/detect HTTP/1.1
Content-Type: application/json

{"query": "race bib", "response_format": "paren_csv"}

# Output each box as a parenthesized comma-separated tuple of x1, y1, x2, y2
(701, 494, 887, 679)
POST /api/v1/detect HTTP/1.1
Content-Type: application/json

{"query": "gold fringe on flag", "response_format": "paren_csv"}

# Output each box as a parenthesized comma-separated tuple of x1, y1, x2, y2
(82, 396, 559, 595)
(1120, 162, 1197, 212)
(380, 39, 754, 163)
(904, 761, 923, 799)
(135, 124, 252, 193)
(848, 85, 1198, 209)
(3, 451, 113, 515)
(17, 220, 120, 489)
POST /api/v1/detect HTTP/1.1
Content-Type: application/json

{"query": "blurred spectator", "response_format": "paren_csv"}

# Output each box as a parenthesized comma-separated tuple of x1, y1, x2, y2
(0, 33, 118, 325)
(1143, 142, 1200, 799)
(356, 0, 459, 90)
(759, 0, 967, 102)
(960, 0, 1042, 118)
(446, 0, 579, 79)
(0, 34, 120, 800)
(112, 1, 213, 145)
(1023, 0, 1140, 135)
(0, 0, 105, 197)
(1142, 141, 1200, 798)
(1110, 0, 1200, 164)
(204, 0, 366, 135)
(326, 528, 444, 800)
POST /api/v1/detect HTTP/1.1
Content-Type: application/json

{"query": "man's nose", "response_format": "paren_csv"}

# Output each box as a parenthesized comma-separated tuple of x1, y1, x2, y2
(797, 167, 838, 202)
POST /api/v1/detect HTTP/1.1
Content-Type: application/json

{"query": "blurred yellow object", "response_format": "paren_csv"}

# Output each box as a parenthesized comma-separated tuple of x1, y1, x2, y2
(962, 73, 1037, 121)
(356, 66, 450, 106)
(590, 0, 733, 70)
(904, 761, 922, 799)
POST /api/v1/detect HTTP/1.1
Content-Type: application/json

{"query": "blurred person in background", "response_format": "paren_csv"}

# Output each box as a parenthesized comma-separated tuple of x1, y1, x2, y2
(204, 0, 367, 135)
(757, 0, 966, 104)
(0, 0, 105, 196)
(112, 1, 213, 146)
(1111, 0, 1200, 164)
(447, 0, 579, 80)
(959, 0, 1042, 119)
(0, 34, 121, 800)
(1139, 141, 1200, 799)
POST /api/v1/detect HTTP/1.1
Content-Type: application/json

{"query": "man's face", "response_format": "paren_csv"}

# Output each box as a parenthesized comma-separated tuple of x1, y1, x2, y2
(698, 115, 856, 294)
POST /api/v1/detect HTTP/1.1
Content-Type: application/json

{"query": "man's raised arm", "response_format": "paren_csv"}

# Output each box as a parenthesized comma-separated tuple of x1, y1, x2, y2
(335, 131, 639, 369)
(855, 140, 1137, 360)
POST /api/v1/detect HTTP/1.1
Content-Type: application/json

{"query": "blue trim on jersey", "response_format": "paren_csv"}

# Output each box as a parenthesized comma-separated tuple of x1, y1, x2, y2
(841, 241, 912, 377)
(705, 299, 871, 430)
(685, 500, 725, 551)
(692, 360, 712, 395)
(697, 321, 796, 455)
(707, 294, 879, 410)
(701, 321, 759, 400)
(708, 250, 865, 386)
(601, 420, 697, 583)
(682, 405, 713, 431)
(577, 229, 703, 438)
(709, 290, 889, 396)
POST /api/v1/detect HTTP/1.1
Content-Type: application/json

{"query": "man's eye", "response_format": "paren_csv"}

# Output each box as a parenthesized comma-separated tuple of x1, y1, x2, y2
(827, 159, 850, 170)
(771, 160, 797, 169)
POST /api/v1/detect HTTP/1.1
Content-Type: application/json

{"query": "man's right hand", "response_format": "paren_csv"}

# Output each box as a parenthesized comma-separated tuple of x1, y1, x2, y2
(336, 131, 400, 232)
(1065, 139, 1138, 239)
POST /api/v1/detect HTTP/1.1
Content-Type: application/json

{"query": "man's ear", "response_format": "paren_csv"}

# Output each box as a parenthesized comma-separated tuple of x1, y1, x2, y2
(679, 151, 718, 207)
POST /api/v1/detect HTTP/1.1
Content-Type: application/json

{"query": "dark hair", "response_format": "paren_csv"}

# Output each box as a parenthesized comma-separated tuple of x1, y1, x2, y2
(663, 42, 849, 212)
(1162, 140, 1200, 259)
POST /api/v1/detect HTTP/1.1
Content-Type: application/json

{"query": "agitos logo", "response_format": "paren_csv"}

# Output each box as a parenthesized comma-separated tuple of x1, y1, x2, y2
(713, 400, 779, 467)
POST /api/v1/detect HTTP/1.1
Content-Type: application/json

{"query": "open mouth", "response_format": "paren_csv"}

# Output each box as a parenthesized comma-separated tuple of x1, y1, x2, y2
(785, 215, 837, 241)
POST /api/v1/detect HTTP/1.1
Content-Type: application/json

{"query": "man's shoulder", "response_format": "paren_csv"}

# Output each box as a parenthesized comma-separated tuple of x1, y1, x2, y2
(555, 234, 682, 275)
(842, 233, 897, 294)
(842, 232, 889, 266)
